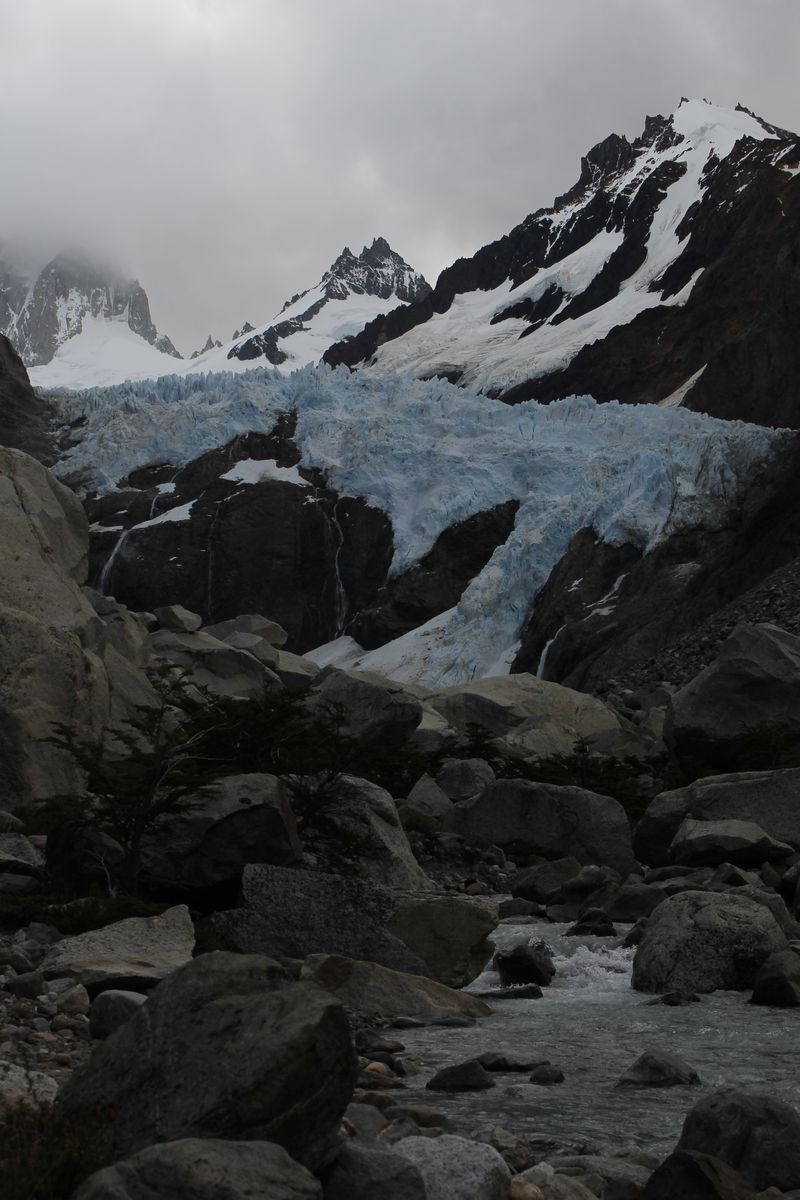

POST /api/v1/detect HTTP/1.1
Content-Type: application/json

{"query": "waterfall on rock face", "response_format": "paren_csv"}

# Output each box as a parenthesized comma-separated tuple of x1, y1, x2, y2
(99, 529, 129, 595)
(329, 498, 348, 636)
(536, 623, 566, 679)
(393, 919, 800, 1156)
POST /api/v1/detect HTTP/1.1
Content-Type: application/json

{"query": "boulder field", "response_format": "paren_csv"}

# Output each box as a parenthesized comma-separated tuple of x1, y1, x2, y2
(5, 440, 800, 1195)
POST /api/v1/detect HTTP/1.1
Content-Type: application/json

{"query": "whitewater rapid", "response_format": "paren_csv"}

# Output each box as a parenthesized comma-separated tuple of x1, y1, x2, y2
(394, 920, 800, 1155)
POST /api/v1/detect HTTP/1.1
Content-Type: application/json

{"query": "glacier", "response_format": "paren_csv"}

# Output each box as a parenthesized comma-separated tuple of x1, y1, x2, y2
(53, 365, 789, 686)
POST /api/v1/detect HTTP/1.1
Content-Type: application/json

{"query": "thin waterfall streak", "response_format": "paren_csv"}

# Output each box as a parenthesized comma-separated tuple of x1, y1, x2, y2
(99, 529, 129, 596)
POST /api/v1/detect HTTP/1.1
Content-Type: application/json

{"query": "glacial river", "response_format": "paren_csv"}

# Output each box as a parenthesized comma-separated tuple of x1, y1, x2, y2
(394, 921, 800, 1156)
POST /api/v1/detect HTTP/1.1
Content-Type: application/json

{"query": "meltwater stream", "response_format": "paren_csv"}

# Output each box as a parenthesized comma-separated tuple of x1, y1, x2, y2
(394, 921, 800, 1157)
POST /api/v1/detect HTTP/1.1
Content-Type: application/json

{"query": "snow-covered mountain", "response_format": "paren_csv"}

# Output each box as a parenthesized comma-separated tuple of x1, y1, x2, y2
(52, 365, 791, 689)
(326, 100, 800, 428)
(0, 250, 182, 380)
(21, 237, 429, 390)
(188, 237, 430, 376)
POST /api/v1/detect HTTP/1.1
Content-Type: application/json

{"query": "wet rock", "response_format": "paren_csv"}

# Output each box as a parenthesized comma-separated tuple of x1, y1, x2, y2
(475, 1126, 535, 1173)
(616, 1049, 701, 1087)
(475, 983, 544, 1000)
(426, 1059, 496, 1092)
(644, 990, 701, 1006)
(477, 1052, 548, 1073)
(632, 891, 787, 993)
(59, 952, 356, 1170)
(565, 909, 617, 937)
(73, 1137, 322, 1200)
(528, 1064, 564, 1085)
(676, 1087, 800, 1192)
(750, 949, 800, 1007)
(493, 940, 555, 987)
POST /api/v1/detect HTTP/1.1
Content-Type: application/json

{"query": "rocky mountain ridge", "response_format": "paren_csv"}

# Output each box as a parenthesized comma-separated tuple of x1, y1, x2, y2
(325, 100, 800, 428)
(0, 250, 181, 368)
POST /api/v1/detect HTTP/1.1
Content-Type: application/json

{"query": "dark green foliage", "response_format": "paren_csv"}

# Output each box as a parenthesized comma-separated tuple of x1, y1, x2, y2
(0, 894, 167, 935)
(0, 1100, 111, 1200)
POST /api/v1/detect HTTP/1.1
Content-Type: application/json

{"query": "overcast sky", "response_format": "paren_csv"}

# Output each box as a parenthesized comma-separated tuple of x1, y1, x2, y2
(1, 0, 798, 353)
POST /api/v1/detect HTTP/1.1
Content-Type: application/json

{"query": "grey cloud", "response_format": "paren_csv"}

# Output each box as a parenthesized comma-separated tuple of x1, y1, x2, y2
(1, 0, 798, 352)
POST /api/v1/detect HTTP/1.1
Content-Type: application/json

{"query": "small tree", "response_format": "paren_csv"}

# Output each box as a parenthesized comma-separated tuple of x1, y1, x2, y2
(45, 666, 297, 894)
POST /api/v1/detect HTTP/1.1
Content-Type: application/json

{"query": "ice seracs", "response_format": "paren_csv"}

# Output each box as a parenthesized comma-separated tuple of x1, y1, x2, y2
(53, 364, 786, 687)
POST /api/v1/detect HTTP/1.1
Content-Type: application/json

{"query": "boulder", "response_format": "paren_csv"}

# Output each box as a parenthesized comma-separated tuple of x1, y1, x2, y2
(632, 891, 788, 993)
(148, 628, 279, 700)
(140, 773, 301, 888)
(444, 778, 635, 874)
(58, 952, 357, 1169)
(634, 768, 800, 866)
(436, 758, 495, 800)
(386, 895, 496, 987)
(210, 865, 430, 975)
(323, 1142, 426, 1200)
(0, 832, 44, 879)
(675, 1087, 800, 1192)
(313, 774, 432, 891)
(640, 1150, 770, 1199)
(89, 988, 147, 1038)
(153, 604, 203, 633)
(301, 953, 491, 1022)
(493, 941, 555, 987)
(750, 949, 800, 1006)
(404, 775, 453, 820)
(511, 857, 583, 902)
(668, 622, 800, 765)
(0, 1060, 58, 1104)
(40, 905, 195, 994)
(203, 612, 288, 647)
(273, 649, 320, 692)
(395, 1134, 511, 1200)
(670, 818, 794, 868)
(427, 1060, 496, 1092)
(427, 673, 625, 753)
(307, 668, 422, 746)
(616, 1049, 701, 1087)
(73, 1138, 322, 1200)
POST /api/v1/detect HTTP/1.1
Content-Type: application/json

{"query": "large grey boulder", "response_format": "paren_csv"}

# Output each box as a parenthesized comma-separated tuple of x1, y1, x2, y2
(634, 768, 800, 866)
(640, 1150, 776, 1199)
(210, 865, 430, 975)
(89, 989, 147, 1038)
(675, 1087, 800, 1192)
(386, 895, 496, 987)
(301, 953, 492, 1022)
(203, 613, 288, 647)
(750, 949, 800, 1006)
(59, 952, 357, 1169)
(140, 773, 301, 888)
(40, 905, 195, 994)
(307, 668, 422, 746)
(427, 673, 626, 755)
(670, 818, 794, 868)
(632, 890, 788, 993)
(444, 778, 636, 874)
(313, 774, 432, 891)
(148, 628, 280, 700)
(616, 1049, 700, 1088)
(73, 1138, 321, 1200)
(668, 622, 800, 764)
(394, 1134, 510, 1200)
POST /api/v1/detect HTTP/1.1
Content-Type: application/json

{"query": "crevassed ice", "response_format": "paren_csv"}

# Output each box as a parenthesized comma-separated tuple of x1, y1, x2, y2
(52, 365, 789, 686)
